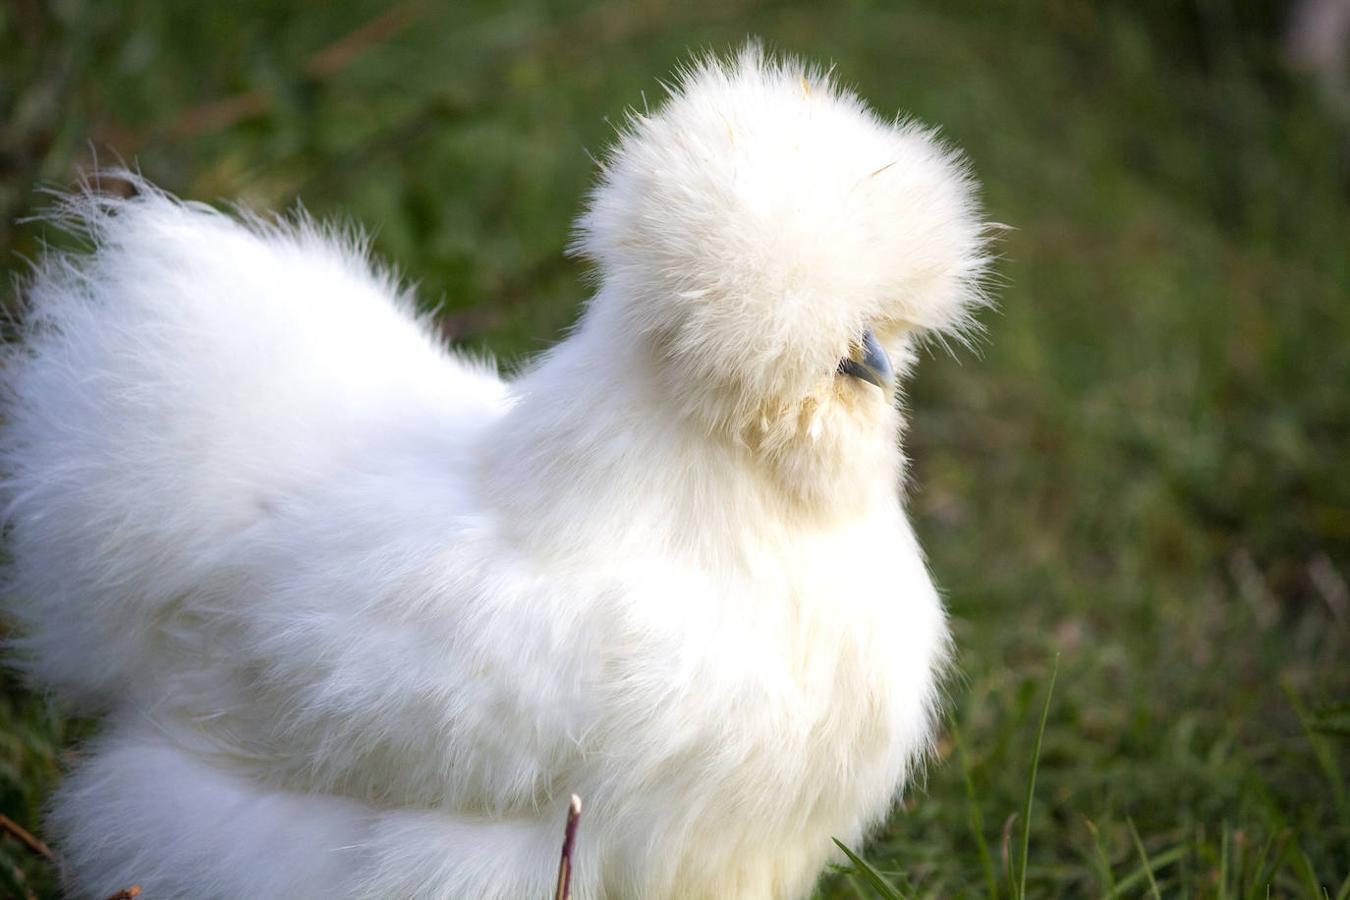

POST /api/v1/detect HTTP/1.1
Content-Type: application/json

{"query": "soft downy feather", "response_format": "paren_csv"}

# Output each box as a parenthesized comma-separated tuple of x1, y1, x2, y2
(1, 46, 987, 899)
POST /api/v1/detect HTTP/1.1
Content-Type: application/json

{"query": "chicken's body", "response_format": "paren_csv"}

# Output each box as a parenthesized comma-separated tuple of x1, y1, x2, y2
(1, 50, 987, 899)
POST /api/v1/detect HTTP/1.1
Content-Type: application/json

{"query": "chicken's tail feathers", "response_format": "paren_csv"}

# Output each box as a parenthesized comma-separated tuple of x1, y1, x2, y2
(0, 173, 505, 705)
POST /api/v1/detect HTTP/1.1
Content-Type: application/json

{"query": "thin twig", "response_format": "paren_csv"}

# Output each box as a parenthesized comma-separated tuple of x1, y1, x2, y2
(103, 888, 141, 900)
(303, 1, 425, 79)
(0, 813, 55, 863)
(554, 794, 582, 900)
(99, 1, 428, 147)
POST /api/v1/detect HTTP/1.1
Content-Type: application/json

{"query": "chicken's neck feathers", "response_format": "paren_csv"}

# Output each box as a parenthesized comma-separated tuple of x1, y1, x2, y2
(480, 307, 905, 568)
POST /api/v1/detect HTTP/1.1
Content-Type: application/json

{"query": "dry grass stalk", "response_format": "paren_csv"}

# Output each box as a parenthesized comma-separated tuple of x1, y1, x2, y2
(0, 813, 55, 862)
(554, 794, 582, 900)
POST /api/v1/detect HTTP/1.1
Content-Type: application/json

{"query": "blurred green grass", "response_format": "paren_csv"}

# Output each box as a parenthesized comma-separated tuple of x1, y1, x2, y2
(2, 1, 1347, 897)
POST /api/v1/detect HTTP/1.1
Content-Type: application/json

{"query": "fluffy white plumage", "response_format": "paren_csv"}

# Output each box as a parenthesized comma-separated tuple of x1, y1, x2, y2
(1, 48, 988, 899)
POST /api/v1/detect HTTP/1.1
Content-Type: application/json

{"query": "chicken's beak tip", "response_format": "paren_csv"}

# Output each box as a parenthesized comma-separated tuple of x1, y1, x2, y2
(837, 329, 894, 393)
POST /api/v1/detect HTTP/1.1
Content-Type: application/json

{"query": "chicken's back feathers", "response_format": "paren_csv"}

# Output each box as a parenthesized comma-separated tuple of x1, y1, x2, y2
(1, 179, 507, 705)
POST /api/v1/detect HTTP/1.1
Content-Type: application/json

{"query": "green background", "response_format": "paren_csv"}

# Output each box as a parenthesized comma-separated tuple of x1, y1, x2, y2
(2, 1, 1347, 896)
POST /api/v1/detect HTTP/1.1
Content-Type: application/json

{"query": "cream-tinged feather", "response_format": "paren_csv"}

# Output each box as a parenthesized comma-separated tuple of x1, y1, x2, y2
(1, 47, 987, 899)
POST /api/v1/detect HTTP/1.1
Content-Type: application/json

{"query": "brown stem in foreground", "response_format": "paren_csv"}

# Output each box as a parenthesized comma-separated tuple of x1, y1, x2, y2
(0, 813, 55, 862)
(103, 888, 141, 900)
(554, 794, 582, 900)
(92, 1, 428, 150)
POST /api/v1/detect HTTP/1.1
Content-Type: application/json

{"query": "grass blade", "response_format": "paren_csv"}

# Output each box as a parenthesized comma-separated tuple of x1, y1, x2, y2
(1015, 656, 1058, 899)
(952, 723, 999, 899)
(1084, 818, 1116, 896)
(1219, 823, 1231, 900)
(832, 838, 906, 900)
(1290, 844, 1325, 900)
(1283, 684, 1350, 830)
(1104, 845, 1187, 899)
(1127, 818, 1163, 900)
(1242, 831, 1281, 900)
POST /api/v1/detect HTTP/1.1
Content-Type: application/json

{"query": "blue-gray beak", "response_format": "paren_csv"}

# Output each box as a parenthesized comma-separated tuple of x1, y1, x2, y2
(837, 329, 894, 392)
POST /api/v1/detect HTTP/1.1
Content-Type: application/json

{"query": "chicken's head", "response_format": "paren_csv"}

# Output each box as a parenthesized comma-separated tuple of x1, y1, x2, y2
(572, 47, 990, 511)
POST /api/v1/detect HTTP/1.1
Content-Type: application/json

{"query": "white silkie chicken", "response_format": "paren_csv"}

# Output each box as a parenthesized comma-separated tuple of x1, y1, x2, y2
(1, 48, 987, 899)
